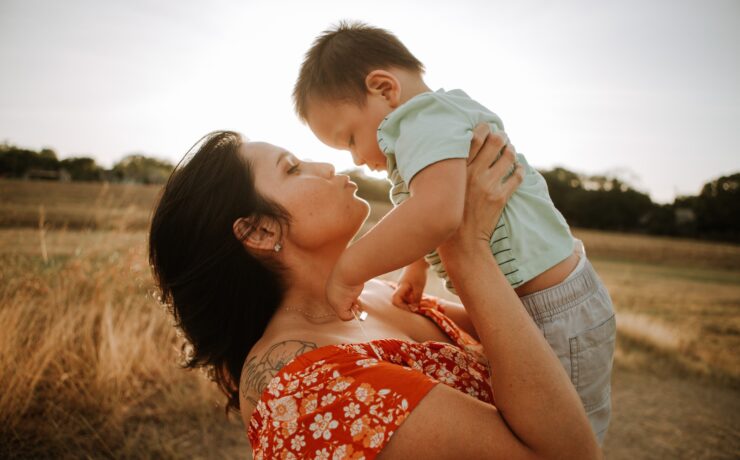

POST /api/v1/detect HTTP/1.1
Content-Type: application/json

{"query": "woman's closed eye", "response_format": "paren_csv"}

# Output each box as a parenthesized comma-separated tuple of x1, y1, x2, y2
(284, 156, 301, 175)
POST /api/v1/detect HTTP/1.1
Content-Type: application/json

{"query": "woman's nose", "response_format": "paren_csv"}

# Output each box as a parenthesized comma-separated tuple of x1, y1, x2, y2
(320, 162, 335, 178)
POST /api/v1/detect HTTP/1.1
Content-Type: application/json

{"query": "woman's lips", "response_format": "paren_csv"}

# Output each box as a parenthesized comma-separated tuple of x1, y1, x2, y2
(337, 175, 356, 189)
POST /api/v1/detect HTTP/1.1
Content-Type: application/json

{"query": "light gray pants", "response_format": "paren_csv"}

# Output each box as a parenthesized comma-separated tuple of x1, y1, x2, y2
(520, 255, 616, 444)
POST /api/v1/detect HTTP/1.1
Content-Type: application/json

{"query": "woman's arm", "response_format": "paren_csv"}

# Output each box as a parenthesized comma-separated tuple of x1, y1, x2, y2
(378, 125, 600, 460)
(433, 298, 480, 341)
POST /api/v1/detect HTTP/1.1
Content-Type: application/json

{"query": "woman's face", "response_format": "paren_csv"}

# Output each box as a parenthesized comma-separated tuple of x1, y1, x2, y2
(241, 141, 370, 251)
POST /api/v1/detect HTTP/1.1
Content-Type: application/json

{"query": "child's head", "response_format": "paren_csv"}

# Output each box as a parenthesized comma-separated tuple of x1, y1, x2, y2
(294, 21, 424, 170)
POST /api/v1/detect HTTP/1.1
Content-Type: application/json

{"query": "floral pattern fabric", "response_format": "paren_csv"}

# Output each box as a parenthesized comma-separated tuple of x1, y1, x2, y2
(247, 297, 494, 460)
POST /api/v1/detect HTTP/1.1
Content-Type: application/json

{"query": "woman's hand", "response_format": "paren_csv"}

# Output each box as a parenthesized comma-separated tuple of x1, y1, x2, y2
(440, 124, 523, 260)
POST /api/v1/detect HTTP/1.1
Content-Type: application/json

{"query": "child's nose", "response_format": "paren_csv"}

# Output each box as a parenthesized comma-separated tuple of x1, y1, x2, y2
(351, 150, 364, 166)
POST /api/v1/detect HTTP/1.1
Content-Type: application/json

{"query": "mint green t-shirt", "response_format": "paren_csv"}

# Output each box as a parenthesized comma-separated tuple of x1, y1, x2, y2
(377, 88, 574, 291)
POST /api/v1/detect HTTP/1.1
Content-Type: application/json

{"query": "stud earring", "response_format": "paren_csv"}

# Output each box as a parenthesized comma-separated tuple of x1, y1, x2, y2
(273, 242, 282, 252)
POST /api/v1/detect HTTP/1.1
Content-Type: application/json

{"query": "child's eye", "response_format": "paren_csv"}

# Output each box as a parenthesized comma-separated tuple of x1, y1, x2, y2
(287, 162, 301, 174)
(349, 136, 355, 147)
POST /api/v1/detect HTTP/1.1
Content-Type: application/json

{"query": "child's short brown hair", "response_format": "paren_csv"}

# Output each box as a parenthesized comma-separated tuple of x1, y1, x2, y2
(293, 20, 424, 122)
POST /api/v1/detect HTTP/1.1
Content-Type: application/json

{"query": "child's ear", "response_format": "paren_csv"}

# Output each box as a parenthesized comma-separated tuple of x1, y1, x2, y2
(233, 216, 281, 252)
(365, 70, 401, 108)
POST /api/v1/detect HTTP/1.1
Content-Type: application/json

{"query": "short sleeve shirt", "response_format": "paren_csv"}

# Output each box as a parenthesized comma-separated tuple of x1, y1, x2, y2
(377, 89, 574, 289)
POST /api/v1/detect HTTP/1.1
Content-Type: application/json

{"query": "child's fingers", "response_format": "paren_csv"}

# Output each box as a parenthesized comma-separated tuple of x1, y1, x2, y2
(392, 282, 412, 309)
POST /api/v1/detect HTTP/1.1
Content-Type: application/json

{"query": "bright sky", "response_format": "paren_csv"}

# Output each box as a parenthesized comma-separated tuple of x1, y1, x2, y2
(1, 0, 738, 203)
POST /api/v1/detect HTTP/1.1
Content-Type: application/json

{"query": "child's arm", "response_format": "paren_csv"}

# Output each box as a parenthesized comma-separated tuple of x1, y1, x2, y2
(327, 158, 466, 316)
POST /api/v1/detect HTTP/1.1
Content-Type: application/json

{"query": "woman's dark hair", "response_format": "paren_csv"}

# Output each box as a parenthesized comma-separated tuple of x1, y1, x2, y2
(149, 131, 289, 413)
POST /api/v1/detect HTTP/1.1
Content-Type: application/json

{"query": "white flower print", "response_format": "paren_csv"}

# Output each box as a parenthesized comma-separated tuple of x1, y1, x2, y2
(286, 379, 300, 393)
(267, 395, 298, 422)
(280, 419, 298, 437)
(321, 393, 337, 406)
(350, 417, 366, 437)
(356, 358, 378, 367)
(313, 447, 330, 460)
(436, 368, 458, 385)
(354, 383, 375, 404)
(332, 445, 349, 460)
(331, 379, 352, 392)
(309, 412, 339, 440)
(455, 353, 469, 369)
(367, 428, 385, 449)
(290, 434, 306, 451)
(343, 402, 360, 419)
(303, 371, 319, 386)
(256, 400, 269, 419)
(266, 376, 284, 397)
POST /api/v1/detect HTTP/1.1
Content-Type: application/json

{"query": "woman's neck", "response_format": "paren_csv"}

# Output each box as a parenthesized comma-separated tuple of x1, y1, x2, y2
(276, 244, 345, 321)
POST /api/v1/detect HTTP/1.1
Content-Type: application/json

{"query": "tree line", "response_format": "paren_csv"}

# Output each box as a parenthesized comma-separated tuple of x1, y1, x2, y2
(0, 143, 174, 184)
(1, 143, 737, 243)
(347, 168, 739, 244)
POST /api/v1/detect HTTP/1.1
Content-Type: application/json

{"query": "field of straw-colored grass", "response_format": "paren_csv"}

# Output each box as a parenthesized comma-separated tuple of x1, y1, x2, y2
(0, 230, 246, 459)
(1, 179, 739, 458)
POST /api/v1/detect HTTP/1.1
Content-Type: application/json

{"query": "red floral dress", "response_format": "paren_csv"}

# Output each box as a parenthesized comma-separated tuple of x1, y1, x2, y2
(247, 296, 494, 460)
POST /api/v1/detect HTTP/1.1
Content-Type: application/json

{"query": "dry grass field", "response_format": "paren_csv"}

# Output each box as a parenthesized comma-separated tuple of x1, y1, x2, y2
(1, 179, 738, 459)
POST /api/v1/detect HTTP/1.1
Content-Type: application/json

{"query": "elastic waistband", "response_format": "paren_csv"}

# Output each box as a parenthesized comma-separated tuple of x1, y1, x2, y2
(519, 257, 601, 322)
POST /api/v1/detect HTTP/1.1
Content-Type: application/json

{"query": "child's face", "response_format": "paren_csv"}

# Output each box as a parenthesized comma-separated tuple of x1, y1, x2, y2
(306, 95, 392, 172)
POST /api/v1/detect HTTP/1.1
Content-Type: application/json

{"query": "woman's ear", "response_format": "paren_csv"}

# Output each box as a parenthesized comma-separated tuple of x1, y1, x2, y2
(365, 70, 401, 108)
(233, 216, 281, 252)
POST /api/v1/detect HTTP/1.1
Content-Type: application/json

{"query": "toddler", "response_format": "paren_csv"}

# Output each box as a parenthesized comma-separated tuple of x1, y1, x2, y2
(294, 21, 616, 443)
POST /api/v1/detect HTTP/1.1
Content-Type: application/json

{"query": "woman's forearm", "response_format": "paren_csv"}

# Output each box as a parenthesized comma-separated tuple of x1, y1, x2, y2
(438, 240, 600, 458)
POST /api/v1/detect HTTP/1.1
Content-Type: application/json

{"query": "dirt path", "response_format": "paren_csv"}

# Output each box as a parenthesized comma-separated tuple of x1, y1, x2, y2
(603, 365, 740, 459)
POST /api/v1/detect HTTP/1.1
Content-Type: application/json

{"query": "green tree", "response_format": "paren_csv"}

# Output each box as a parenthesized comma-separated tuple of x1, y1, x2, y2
(540, 167, 654, 231)
(60, 157, 103, 181)
(0, 144, 60, 177)
(693, 173, 740, 241)
(112, 154, 174, 184)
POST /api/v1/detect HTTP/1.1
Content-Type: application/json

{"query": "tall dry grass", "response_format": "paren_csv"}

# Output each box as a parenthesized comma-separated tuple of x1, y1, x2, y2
(1, 180, 739, 458)
(0, 232, 247, 459)
(0, 179, 160, 230)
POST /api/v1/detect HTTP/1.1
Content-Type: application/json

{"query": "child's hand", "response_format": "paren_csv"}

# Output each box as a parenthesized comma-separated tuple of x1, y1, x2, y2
(392, 260, 428, 311)
(326, 265, 364, 321)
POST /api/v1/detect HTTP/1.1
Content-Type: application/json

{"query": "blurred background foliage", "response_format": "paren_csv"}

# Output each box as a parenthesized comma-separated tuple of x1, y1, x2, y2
(1, 142, 738, 242)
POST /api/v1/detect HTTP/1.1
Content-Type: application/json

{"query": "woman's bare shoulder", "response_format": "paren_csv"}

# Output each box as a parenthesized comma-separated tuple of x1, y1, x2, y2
(239, 338, 320, 425)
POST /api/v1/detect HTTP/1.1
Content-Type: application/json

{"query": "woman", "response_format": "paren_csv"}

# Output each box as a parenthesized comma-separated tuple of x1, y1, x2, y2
(149, 126, 600, 459)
